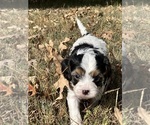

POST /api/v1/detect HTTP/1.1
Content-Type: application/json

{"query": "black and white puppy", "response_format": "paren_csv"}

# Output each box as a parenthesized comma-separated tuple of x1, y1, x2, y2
(61, 18, 111, 125)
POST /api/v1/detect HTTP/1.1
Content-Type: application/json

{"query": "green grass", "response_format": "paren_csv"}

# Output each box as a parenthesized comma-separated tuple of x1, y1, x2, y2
(28, 5, 122, 125)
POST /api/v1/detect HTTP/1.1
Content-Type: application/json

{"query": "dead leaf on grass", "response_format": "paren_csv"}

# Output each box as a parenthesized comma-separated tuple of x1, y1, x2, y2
(50, 46, 69, 102)
(45, 40, 54, 61)
(53, 40, 69, 101)
(122, 30, 136, 40)
(52, 50, 63, 76)
(28, 82, 37, 96)
(44, 39, 64, 76)
(54, 74, 69, 101)
(64, 12, 74, 19)
(0, 82, 13, 96)
(59, 37, 70, 53)
(101, 31, 113, 40)
(63, 9, 77, 20)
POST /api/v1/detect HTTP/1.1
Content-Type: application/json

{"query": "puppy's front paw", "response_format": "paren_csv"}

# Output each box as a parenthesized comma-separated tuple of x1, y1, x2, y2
(70, 116, 82, 125)
(70, 120, 82, 125)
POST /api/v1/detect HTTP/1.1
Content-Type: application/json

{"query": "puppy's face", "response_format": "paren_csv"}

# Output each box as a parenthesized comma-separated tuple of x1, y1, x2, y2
(61, 50, 111, 100)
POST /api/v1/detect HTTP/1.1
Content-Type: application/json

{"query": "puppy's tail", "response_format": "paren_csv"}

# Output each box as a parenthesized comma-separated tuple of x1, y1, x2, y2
(76, 17, 89, 36)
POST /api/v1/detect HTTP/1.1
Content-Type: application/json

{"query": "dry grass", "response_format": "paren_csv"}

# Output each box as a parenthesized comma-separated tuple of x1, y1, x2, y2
(0, 3, 149, 125)
(28, 5, 122, 125)
(0, 8, 28, 124)
(122, 4, 150, 125)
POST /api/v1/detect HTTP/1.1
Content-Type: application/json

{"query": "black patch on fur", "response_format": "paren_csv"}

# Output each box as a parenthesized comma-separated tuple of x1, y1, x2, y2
(94, 50, 111, 86)
(71, 78, 78, 86)
(95, 53, 107, 73)
(61, 43, 95, 85)
(83, 32, 90, 36)
(71, 43, 97, 55)
(61, 44, 111, 88)
(61, 53, 83, 83)
(61, 58, 72, 81)
(93, 75, 104, 87)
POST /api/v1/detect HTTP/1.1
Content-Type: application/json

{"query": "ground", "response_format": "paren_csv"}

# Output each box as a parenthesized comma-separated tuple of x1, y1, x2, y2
(28, 5, 122, 125)
(1, 1, 149, 125)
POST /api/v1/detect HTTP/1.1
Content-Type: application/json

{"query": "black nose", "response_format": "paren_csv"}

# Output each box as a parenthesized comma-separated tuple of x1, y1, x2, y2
(82, 90, 90, 95)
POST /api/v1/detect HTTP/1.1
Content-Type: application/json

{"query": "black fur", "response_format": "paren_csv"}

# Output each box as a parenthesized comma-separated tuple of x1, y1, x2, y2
(61, 53, 83, 82)
(71, 43, 97, 55)
(61, 43, 94, 81)
(94, 52, 111, 87)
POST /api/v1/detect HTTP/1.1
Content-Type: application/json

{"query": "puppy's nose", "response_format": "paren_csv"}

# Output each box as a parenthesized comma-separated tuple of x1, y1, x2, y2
(82, 90, 90, 95)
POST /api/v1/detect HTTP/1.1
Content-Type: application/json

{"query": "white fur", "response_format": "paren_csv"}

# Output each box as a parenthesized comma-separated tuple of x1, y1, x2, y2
(70, 18, 106, 56)
(81, 52, 97, 73)
(74, 75, 98, 100)
(73, 50, 99, 99)
(76, 17, 88, 36)
(67, 89, 82, 125)
(70, 35, 106, 56)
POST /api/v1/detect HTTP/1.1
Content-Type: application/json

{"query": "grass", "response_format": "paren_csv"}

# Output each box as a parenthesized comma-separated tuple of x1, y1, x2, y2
(28, 5, 122, 125)
(0, 2, 149, 125)
(122, 4, 150, 125)
(0, 8, 28, 124)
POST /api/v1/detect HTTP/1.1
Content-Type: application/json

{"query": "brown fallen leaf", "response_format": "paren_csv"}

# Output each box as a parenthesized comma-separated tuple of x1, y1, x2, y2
(44, 38, 69, 101)
(28, 82, 38, 96)
(54, 59, 62, 76)
(59, 43, 67, 53)
(0, 82, 13, 96)
(54, 74, 69, 101)
(122, 30, 136, 40)
(45, 40, 54, 61)
(64, 12, 73, 18)
(114, 107, 122, 125)
(52, 49, 63, 76)
(59, 37, 70, 53)
(101, 31, 113, 40)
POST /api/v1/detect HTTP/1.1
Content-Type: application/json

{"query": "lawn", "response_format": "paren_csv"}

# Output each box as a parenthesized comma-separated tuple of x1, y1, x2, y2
(28, 4, 122, 125)
(0, 1, 149, 124)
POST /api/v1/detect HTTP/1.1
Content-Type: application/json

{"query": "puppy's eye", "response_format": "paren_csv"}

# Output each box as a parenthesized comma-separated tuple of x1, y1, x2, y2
(94, 76, 103, 82)
(73, 74, 81, 80)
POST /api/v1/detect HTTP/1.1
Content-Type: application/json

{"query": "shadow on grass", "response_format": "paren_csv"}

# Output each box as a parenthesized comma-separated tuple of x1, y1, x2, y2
(1, 0, 150, 9)
(0, 0, 121, 9)
(29, 0, 122, 8)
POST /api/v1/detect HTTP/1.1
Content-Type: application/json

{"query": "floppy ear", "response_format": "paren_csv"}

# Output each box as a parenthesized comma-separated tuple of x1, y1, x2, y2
(103, 56, 111, 78)
(95, 52, 111, 77)
(61, 57, 72, 81)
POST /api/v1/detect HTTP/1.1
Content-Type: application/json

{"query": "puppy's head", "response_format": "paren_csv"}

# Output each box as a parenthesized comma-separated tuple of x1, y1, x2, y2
(61, 50, 111, 100)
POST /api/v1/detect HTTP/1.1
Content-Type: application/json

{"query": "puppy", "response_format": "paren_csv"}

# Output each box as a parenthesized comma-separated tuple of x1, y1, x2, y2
(61, 18, 111, 125)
